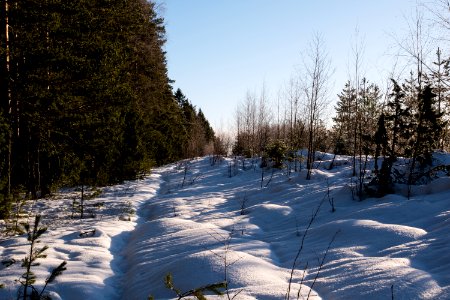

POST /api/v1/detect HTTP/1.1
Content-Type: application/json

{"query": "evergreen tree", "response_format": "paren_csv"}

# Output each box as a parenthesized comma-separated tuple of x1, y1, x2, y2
(332, 79, 381, 156)
(332, 81, 356, 155)
(372, 114, 393, 196)
(371, 81, 411, 196)
(359, 80, 382, 155)
(374, 113, 388, 173)
(0, 0, 216, 216)
(426, 48, 450, 149)
(410, 86, 444, 168)
(198, 109, 215, 143)
(174, 89, 215, 158)
(385, 80, 412, 159)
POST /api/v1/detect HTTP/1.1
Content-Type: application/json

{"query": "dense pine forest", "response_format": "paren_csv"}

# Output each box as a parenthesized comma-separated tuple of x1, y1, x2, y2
(0, 0, 214, 218)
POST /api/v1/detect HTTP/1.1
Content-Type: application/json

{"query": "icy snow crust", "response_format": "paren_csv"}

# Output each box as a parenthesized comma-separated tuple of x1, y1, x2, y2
(1, 155, 450, 299)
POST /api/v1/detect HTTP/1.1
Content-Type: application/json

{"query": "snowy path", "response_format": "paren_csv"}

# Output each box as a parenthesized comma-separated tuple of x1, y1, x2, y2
(119, 157, 450, 299)
(120, 161, 311, 300)
(1, 155, 450, 299)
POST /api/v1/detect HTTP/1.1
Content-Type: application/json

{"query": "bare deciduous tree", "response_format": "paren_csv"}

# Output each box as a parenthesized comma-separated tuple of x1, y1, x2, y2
(393, 6, 432, 86)
(350, 27, 365, 177)
(423, 0, 450, 42)
(300, 34, 332, 180)
(233, 85, 274, 158)
(257, 83, 272, 153)
(285, 77, 301, 150)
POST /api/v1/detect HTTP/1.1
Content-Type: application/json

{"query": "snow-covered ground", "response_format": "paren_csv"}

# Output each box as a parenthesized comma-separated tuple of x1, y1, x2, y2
(1, 154, 450, 299)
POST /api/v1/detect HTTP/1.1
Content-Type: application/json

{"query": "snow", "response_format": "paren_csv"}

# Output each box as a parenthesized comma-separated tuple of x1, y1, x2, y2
(1, 154, 450, 299)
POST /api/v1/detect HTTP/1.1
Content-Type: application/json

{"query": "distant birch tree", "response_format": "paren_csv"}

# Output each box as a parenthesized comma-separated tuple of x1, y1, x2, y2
(257, 83, 272, 153)
(301, 34, 332, 180)
(350, 28, 365, 177)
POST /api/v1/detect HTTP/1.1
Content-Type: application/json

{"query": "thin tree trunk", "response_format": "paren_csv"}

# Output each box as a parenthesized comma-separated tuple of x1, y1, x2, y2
(306, 122, 314, 180)
(1, 0, 11, 198)
(80, 184, 84, 219)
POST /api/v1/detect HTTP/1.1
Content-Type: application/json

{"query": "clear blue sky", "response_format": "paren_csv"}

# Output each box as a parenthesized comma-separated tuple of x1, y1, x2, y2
(160, 0, 421, 130)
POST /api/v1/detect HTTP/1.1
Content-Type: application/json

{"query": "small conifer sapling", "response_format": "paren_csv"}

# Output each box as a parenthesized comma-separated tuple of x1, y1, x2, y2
(17, 215, 67, 300)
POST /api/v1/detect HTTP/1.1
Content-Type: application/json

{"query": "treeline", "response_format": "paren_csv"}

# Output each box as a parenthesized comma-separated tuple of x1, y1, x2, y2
(174, 89, 215, 158)
(0, 0, 214, 217)
(232, 31, 448, 192)
(233, 35, 333, 182)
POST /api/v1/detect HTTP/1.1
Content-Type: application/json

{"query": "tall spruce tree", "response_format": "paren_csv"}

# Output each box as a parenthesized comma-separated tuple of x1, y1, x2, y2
(0, 0, 213, 216)
(385, 80, 412, 160)
(174, 89, 215, 158)
(332, 81, 356, 155)
(409, 86, 444, 170)
(333, 79, 381, 156)
(426, 48, 450, 150)
(372, 80, 412, 196)
(198, 109, 215, 143)
(359, 81, 382, 154)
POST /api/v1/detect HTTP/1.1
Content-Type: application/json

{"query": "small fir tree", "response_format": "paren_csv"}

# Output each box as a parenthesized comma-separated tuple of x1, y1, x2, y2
(18, 215, 67, 300)
(385, 80, 412, 160)
(408, 85, 444, 190)
(332, 81, 356, 155)
(265, 140, 287, 169)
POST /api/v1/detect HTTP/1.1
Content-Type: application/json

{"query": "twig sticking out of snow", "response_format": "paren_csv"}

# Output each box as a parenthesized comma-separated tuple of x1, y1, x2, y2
(207, 228, 245, 300)
(159, 272, 227, 300)
(306, 230, 340, 300)
(285, 197, 325, 300)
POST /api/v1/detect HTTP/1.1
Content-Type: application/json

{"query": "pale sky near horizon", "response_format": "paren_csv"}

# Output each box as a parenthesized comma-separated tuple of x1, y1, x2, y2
(160, 0, 436, 132)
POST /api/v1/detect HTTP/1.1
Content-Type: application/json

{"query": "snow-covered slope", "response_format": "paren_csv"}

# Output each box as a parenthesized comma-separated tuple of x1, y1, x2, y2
(1, 154, 450, 299)
(0, 174, 162, 300)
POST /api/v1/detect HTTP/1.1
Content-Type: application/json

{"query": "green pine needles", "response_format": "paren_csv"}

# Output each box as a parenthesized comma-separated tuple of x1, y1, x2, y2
(17, 215, 67, 300)
(149, 273, 227, 300)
